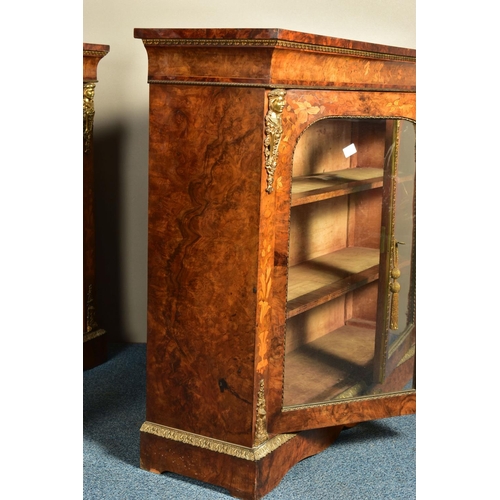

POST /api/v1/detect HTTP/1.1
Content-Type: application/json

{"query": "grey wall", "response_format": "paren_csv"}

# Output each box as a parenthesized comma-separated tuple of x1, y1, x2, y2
(83, 0, 416, 343)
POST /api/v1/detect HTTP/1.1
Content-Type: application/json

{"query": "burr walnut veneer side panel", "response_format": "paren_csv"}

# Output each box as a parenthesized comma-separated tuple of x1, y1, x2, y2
(145, 84, 268, 447)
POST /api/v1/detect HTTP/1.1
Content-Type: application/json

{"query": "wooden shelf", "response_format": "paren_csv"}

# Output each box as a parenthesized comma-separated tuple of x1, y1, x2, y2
(291, 167, 384, 207)
(283, 323, 375, 406)
(287, 247, 380, 319)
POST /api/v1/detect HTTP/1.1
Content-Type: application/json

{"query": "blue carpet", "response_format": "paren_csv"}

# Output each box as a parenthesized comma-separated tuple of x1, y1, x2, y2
(84, 343, 415, 499)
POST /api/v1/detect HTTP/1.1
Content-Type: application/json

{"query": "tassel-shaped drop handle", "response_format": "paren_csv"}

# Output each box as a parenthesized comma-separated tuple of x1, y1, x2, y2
(389, 240, 405, 330)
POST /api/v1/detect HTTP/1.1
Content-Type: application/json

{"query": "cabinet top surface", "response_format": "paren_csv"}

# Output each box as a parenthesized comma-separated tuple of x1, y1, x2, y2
(83, 43, 110, 82)
(133, 28, 415, 58)
(83, 42, 110, 53)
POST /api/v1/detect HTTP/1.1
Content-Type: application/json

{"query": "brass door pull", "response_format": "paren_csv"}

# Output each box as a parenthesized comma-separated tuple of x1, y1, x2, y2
(390, 240, 405, 329)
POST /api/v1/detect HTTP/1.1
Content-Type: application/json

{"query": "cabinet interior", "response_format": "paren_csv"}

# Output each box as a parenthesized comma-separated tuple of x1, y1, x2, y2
(283, 118, 410, 407)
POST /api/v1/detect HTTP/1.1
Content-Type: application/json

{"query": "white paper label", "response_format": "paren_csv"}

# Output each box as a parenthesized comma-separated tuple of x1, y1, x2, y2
(343, 143, 357, 158)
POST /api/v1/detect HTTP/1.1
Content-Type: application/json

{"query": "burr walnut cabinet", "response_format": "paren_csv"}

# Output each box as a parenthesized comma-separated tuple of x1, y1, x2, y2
(83, 43, 109, 370)
(134, 28, 416, 499)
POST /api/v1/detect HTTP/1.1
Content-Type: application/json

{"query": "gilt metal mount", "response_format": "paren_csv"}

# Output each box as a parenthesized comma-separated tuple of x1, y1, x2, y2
(83, 83, 96, 153)
(264, 89, 286, 193)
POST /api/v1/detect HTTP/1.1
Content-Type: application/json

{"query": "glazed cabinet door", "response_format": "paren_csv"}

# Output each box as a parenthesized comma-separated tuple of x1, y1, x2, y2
(374, 120, 416, 384)
(268, 89, 416, 433)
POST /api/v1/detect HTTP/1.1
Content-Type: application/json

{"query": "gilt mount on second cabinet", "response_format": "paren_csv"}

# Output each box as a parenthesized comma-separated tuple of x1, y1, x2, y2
(134, 28, 416, 499)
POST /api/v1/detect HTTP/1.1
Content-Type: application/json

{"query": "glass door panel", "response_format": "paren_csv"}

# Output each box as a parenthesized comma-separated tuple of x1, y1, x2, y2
(282, 117, 416, 408)
(374, 120, 416, 383)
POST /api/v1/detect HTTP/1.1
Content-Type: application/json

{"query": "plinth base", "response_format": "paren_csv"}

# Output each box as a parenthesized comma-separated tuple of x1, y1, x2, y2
(140, 421, 344, 499)
(83, 329, 107, 370)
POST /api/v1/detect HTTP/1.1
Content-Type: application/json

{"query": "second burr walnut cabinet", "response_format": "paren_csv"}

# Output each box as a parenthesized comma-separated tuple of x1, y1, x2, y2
(134, 28, 416, 499)
(83, 43, 109, 370)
